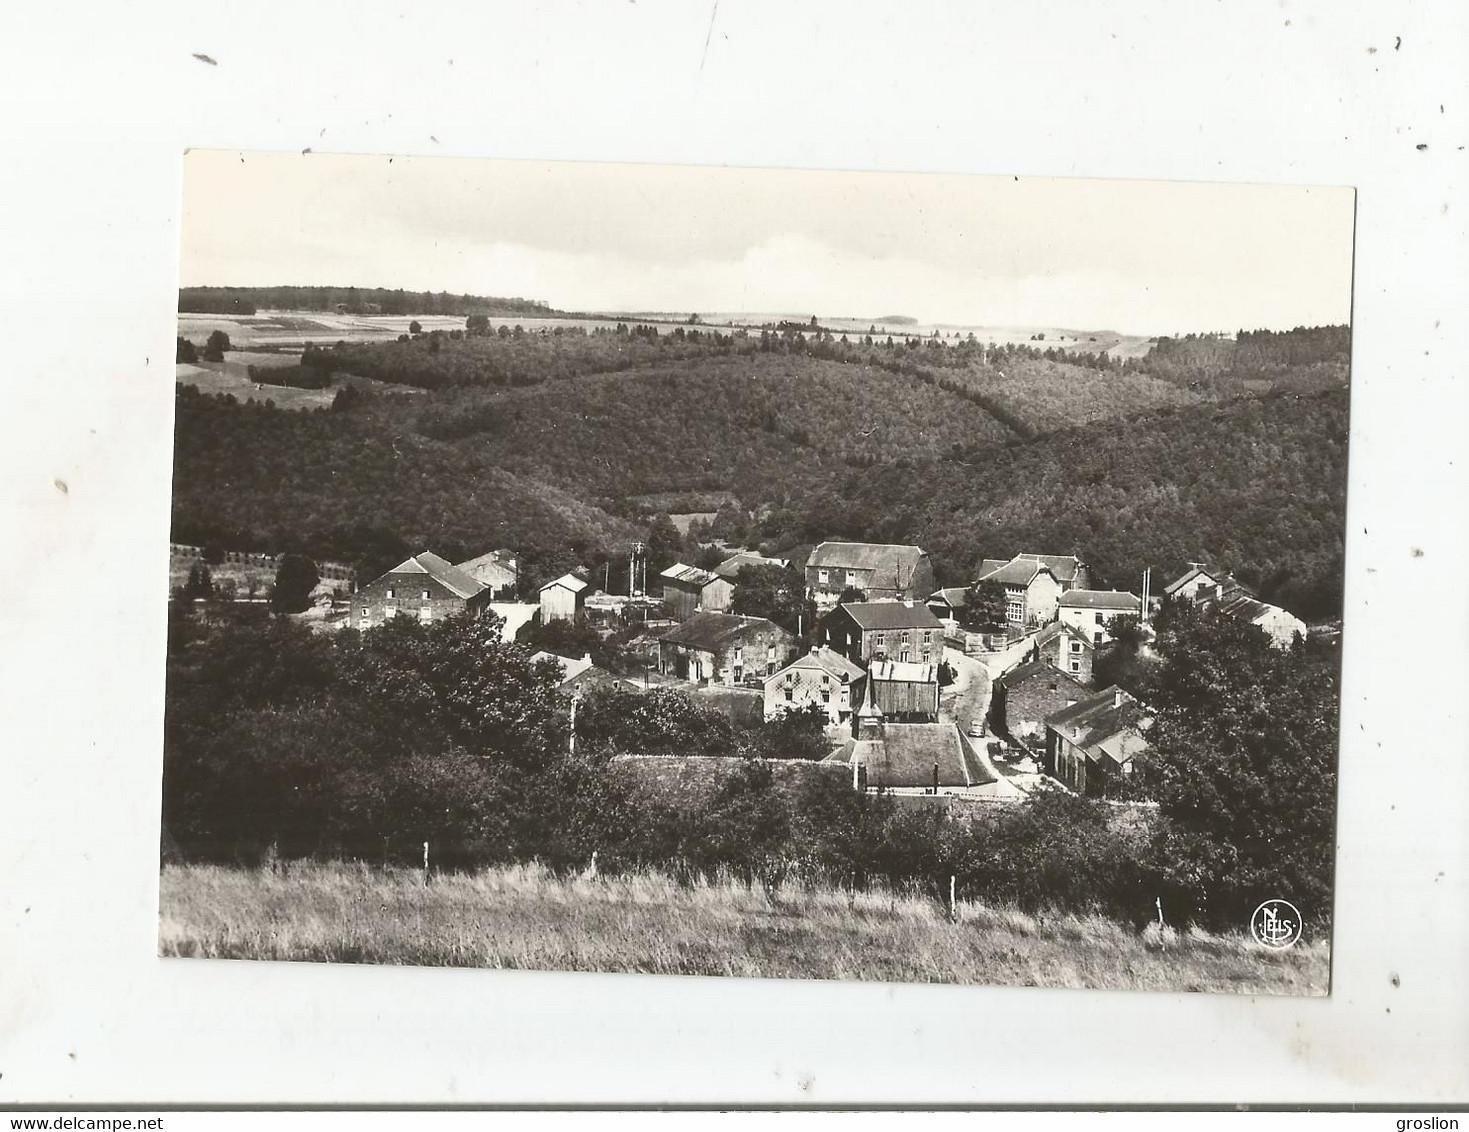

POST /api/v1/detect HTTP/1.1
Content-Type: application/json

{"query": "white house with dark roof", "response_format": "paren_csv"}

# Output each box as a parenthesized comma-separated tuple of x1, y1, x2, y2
(976, 553, 1091, 592)
(805, 541, 935, 610)
(763, 645, 867, 723)
(1164, 565, 1308, 649)
(1057, 589, 1142, 646)
(352, 551, 490, 630)
(974, 556, 1064, 630)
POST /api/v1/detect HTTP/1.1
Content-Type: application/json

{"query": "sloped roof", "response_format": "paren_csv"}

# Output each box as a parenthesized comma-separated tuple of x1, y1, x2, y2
(843, 723, 971, 788)
(979, 553, 1084, 586)
(714, 551, 790, 580)
(1032, 621, 1094, 651)
(808, 541, 927, 571)
(1047, 686, 1152, 766)
(1014, 553, 1086, 585)
(978, 558, 1055, 587)
(381, 551, 487, 600)
(928, 587, 968, 609)
(529, 650, 596, 685)
(837, 601, 944, 632)
(657, 611, 780, 652)
(995, 659, 1087, 691)
(539, 572, 589, 595)
(660, 562, 720, 587)
(869, 659, 938, 684)
(1059, 589, 1141, 612)
(455, 549, 518, 586)
(768, 647, 865, 684)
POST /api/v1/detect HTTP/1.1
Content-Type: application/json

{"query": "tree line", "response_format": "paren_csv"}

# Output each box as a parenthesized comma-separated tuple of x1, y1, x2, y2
(179, 286, 568, 318)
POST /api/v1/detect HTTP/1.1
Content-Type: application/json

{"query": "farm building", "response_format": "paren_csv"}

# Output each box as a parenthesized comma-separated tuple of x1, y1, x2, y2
(805, 541, 935, 610)
(763, 646, 866, 724)
(1045, 686, 1153, 798)
(659, 562, 734, 621)
(538, 572, 589, 624)
(926, 586, 969, 626)
(1165, 566, 1308, 649)
(454, 548, 519, 598)
(821, 600, 945, 665)
(867, 658, 940, 721)
(657, 612, 794, 687)
(832, 684, 984, 791)
(991, 660, 1089, 749)
(974, 556, 1064, 632)
(1162, 562, 1233, 603)
(713, 551, 791, 581)
(1057, 589, 1142, 646)
(350, 551, 489, 630)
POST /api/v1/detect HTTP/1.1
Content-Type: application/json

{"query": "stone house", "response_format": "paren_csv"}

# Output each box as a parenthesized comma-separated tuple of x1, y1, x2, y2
(763, 646, 867, 723)
(350, 551, 490, 630)
(821, 600, 946, 665)
(1045, 686, 1153, 798)
(805, 542, 935, 611)
(974, 557, 1063, 632)
(1028, 620, 1095, 683)
(454, 548, 519, 598)
(657, 612, 794, 687)
(991, 659, 1089, 749)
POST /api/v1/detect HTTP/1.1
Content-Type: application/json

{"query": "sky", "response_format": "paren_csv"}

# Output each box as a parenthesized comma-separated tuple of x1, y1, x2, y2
(181, 151, 1356, 336)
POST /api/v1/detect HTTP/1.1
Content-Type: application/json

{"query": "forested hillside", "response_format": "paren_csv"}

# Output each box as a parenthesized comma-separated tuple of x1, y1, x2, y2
(179, 286, 568, 318)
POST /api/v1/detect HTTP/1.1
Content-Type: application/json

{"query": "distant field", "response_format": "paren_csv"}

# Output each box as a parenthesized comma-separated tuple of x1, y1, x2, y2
(174, 357, 426, 411)
(158, 861, 1328, 993)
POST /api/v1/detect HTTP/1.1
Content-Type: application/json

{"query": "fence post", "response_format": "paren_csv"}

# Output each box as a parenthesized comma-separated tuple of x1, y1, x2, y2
(949, 875, 957, 923)
(423, 840, 430, 887)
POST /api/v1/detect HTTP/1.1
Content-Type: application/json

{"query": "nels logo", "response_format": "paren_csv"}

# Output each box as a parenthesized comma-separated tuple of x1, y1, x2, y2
(1251, 899, 1303, 949)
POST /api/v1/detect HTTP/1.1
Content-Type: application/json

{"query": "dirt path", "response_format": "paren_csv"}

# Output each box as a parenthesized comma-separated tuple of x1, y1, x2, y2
(941, 645, 991, 732)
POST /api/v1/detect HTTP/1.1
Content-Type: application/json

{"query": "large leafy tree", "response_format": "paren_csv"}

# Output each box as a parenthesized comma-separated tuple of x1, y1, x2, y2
(1135, 603, 1340, 933)
(961, 579, 1008, 631)
(270, 553, 320, 613)
(729, 562, 811, 635)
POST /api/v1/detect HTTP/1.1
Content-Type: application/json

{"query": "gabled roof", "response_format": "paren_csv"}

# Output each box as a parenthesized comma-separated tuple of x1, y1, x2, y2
(835, 601, 945, 632)
(807, 541, 928, 571)
(455, 548, 518, 586)
(529, 650, 596, 685)
(928, 587, 968, 609)
(995, 659, 1087, 691)
(539, 572, 589, 595)
(869, 659, 939, 684)
(1047, 686, 1152, 766)
(714, 551, 790, 580)
(839, 723, 979, 788)
(768, 647, 865, 684)
(660, 562, 720, 587)
(979, 553, 1084, 586)
(657, 611, 781, 652)
(1032, 620, 1094, 651)
(1058, 589, 1141, 612)
(978, 558, 1056, 587)
(380, 551, 486, 600)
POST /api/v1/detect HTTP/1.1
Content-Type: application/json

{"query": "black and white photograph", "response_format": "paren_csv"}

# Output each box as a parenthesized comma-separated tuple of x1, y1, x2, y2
(159, 151, 1353, 995)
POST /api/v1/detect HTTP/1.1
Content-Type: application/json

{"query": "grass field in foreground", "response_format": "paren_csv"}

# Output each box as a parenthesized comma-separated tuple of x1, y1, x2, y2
(158, 861, 1329, 994)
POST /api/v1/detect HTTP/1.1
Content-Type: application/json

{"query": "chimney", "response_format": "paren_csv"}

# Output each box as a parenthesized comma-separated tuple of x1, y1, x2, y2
(1114, 689, 1124, 708)
(582, 653, 592, 664)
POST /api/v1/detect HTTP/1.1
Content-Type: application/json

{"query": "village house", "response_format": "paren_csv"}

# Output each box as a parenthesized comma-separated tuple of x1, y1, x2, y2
(659, 562, 734, 621)
(351, 551, 490, 630)
(453, 548, 519, 598)
(867, 658, 940, 721)
(805, 541, 935, 611)
(657, 612, 794, 687)
(1045, 686, 1153, 798)
(821, 600, 946, 665)
(976, 553, 1092, 594)
(1028, 620, 1095, 683)
(835, 683, 980, 791)
(538, 572, 589, 624)
(763, 646, 867, 724)
(1057, 589, 1142, 646)
(926, 586, 969, 627)
(991, 659, 1089, 749)
(973, 557, 1064, 632)
(529, 650, 616, 694)
(714, 550, 790, 581)
(1164, 565, 1309, 649)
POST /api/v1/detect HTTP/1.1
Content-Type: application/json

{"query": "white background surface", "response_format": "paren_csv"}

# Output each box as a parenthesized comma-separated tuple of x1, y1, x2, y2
(1, 0, 1466, 1107)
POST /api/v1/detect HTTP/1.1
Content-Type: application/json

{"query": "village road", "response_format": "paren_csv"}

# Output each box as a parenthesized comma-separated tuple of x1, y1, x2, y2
(941, 645, 991, 732)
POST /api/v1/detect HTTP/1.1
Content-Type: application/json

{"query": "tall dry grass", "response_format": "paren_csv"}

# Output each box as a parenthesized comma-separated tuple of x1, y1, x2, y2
(158, 861, 1328, 994)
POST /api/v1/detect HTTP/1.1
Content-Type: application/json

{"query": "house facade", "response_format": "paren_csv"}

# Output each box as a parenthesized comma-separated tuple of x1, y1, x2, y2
(763, 646, 867, 723)
(1057, 589, 1142, 646)
(974, 557, 1063, 632)
(1165, 566, 1308, 649)
(659, 563, 734, 621)
(658, 612, 794, 687)
(1029, 620, 1095, 683)
(992, 660, 1088, 748)
(867, 658, 940, 721)
(821, 600, 946, 665)
(538, 572, 589, 624)
(977, 553, 1091, 594)
(805, 542, 935, 611)
(1045, 686, 1153, 798)
(351, 551, 490, 630)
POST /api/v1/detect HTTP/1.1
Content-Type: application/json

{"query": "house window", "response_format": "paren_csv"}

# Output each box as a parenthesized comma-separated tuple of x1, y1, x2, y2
(821, 689, 831, 704)
(361, 607, 369, 617)
(900, 631, 910, 643)
(900, 648, 911, 662)
(1070, 660, 1081, 673)
(423, 590, 432, 600)
(1007, 601, 1023, 622)
(922, 647, 931, 662)
(733, 666, 743, 683)
(734, 646, 743, 661)
(386, 587, 395, 599)
(1071, 641, 1082, 653)
(846, 570, 858, 587)
(784, 688, 793, 702)
(1094, 631, 1104, 645)
(419, 608, 432, 622)
(818, 569, 829, 584)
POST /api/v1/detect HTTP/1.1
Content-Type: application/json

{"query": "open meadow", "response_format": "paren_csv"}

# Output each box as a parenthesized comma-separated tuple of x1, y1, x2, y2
(158, 861, 1329, 994)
